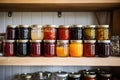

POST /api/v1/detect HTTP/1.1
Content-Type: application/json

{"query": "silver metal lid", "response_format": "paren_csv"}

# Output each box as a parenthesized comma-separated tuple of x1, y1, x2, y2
(97, 40, 111, 43)
(3, 40, 15, 43)
(84, 40, 96, 43)
(55, 71, 68, 78)
(71, 25, 83, 28)
(16, 40, 28, 42)
(85, 73, 96, 78)
(30, 40, 42, 42)
(44, 40, 56, 43)
(68, 72, 81, 78)
(7, 25, 17, 28)
(57, 40, 69, 43)
(19, 25, 29, 28)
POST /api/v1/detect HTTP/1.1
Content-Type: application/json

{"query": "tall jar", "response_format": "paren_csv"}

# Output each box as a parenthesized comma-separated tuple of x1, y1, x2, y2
(96, 40, 110, 57)
(83, 40, 96, 57)
(6, 25, 16, 40)
(68, 72, 81, 80)
(70, 40, 83, 57)
(3, 40, 15, 56)
(44, 40, 56, 57)
(18, 25, 31, 40)
(70, 25, 83, 40)
(83, 25, 96, 40)
(96, 25, 109, 40)
(56, 40, 69, 57)
(30, 40, 42, 57)
(16, 40, 29, 57)
(31, 25, 44, 40)
(43, 25, 57, 40)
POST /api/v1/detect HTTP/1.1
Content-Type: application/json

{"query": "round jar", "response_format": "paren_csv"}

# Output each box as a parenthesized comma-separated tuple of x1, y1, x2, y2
(70, 25, 83, 40)
(96, 40, 110, 57)
(6, 25, 16, 40)
(3, 40, 15, 56)
(56, 40, 69, 57)
(16, 40, 29, 56)
(99, 73, 112, 80)
(83, 40, 96, 57)
(68, 72, 81, 80)
(43, 25, 56, 40)
(84, 73, 96, 80)
(31, 25, 43, 40)
(96, 25, 109, 40)
(58, 25, 70, 40)
(30, 40, 42, 57)
(44, 40, 56, 57)
(70, 40, 83, 57)
(83, 25, 96, 40)
(18, 25, 31, 40)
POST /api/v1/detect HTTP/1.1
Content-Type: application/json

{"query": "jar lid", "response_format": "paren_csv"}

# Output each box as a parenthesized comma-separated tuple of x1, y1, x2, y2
(25, 75, 32, 79)
(84, 40, 96, 43)
(97, 25, 109, 28)
(55, 71, 68, 78)
(85, 73, 96, 78)
(59, 25, 69, 28)
(44, 40, 56, 43)
(44, 25, 56, 28)
(3, 40, 15, 43)
(31, 25, 42, 29)
(97, 40, 111, 43)
(100, 73, 111, 78)
(17, 40, 28, 42)
(57, 40, 69, 43)
(70, 40, 82, 43)
(71, 25, 83, 28)
(19, 25, 29, 28)
(30, 40, 42, 42)
(84, 25, 96, 28)
(68, 72, 81, 78)
(7, 25, 17, 28)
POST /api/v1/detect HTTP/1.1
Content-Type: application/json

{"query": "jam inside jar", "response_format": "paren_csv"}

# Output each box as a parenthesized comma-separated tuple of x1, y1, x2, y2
(44, 40, 56, 57)
(30, 40, 42, 57)
(3, 40, 15, 56)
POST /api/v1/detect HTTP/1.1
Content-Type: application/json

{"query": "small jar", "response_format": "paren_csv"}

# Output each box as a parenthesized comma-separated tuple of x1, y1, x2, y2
(3, 40, 15, 56)
(18, 25, 31, 40)
(96, 40, 110, 57)
(58, 25, 70, 40)
(44, 25, 57, 40)
(31, 25, 44, 40)
(54, 71, 68, 80)
(83, 40, 96, 57)
(83, 25, 96, 40)
(96, 25, 109, 40)
(70, 25, 83, 40)
(99, 73, 112, 80)
(16, 40, 29, 57)
(56, 40, 69, 57)
(44, 40, 56, 57)
(30, 40, 42, 57)
(70, 40, 83, 57)
(68, 72, 81, 80)
(84, 73, 96, 80)
(6, 25, 16, 40)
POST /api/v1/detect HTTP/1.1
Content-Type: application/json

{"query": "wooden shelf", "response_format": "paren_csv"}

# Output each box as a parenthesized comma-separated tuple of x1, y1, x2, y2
(0, 57, 120, 66)
(0, 0, 120, 11)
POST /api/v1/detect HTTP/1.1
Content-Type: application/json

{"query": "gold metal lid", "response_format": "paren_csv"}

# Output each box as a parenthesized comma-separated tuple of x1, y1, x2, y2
(97, 25, 109, 28)
(70, 25, 83, 28)
(70, 40, 82, 43)
(57, 40, 69, 43)
(16, 40, 28, 42)
(30, 40, 42, 42)
(7, 25, 17, 28)
(84, 25, 96, 28)
(84, 40, 96, 43)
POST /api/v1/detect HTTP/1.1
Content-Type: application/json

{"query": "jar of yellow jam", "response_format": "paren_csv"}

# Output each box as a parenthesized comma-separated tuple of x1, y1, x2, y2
(56, 40, 69, 57)
(70, 40, 83, 57)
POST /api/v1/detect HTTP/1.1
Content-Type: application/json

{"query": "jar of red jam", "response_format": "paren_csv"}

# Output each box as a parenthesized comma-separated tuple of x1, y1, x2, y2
(44, 40, 56, 57)
(43, 25, 56, 40)
(99, 73, 112, 80)
(30, 40, 42, 57)
(6, 25, 16, 40)
(3, 40, 15, 56)
(96, 40, 110, 57)
(84, 73, 96, 80)
(83, 40, 96, 57)
(58, 25, 70, 40)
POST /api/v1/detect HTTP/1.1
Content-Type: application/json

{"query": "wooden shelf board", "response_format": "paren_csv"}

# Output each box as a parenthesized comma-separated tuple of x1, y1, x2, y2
(0, 57, 120, 66)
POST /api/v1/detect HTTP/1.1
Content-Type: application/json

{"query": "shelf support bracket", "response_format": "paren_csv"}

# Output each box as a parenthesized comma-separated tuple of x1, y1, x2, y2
(8, 11, 12, 17)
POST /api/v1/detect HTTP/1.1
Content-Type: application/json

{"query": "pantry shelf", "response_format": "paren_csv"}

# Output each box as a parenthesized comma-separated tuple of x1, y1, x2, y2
(0, 57, 120, 66)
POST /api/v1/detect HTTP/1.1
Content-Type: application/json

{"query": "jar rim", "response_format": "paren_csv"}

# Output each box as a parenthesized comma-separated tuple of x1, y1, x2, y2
(84, 40, 96, 43)
(97, 40, 110, 43)
(59, 25, 69, 28)
(97, 25, 109, 28)
(85, 73, 96, 78)
(3, 40, 15, 43)
(43, 24, 57, 28)
(19, 25, 29, 28)
(57, 40, 69, 43)
(7, 25, 17, 28)
(84, 25, 96, 28)
(70, 40, 82, 43)
(68, 72, 81, 78)
(44, 40, 56, 43)
(17, 40, 28, 42)
(70, 25, 83, 28)
(30, 40, 42, 42)
(31, 25, 42, 28)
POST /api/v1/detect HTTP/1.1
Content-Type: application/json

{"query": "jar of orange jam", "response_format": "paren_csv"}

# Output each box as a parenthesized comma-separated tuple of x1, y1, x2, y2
(56, 40, 69, 57)
(70, 40, 83, 57)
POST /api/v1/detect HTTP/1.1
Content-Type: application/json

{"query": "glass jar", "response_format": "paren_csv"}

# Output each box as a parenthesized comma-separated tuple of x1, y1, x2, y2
(96, 25, 109, 40)
(111, 36, 120, 56)
(16, 40, 29, 57)
(70, 40, 83, 57)
(44, 71, 52, 80)
(30, 40, 42, 57)
(84, 73, 96, 80)
(83, 25, 96, 40)
(44, 40, 56, 57)
(6, 25, 16, 40)
(0, 33, 5, 56)
(83, 40, 96, 57)
(70, 25, 83, 40)
(96, 40, 110, 57)
(18, 25, 31, 40)
(56, 40, 69, 57)
(54, 71, 68, 80)
(3, 40, 15, 56)
(44, 25, 56, 40)
(58, 25, 70, 40)
(31, 25, 44, 40)
(68, 72, 81, 80)
(99, 73, 112, 80)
